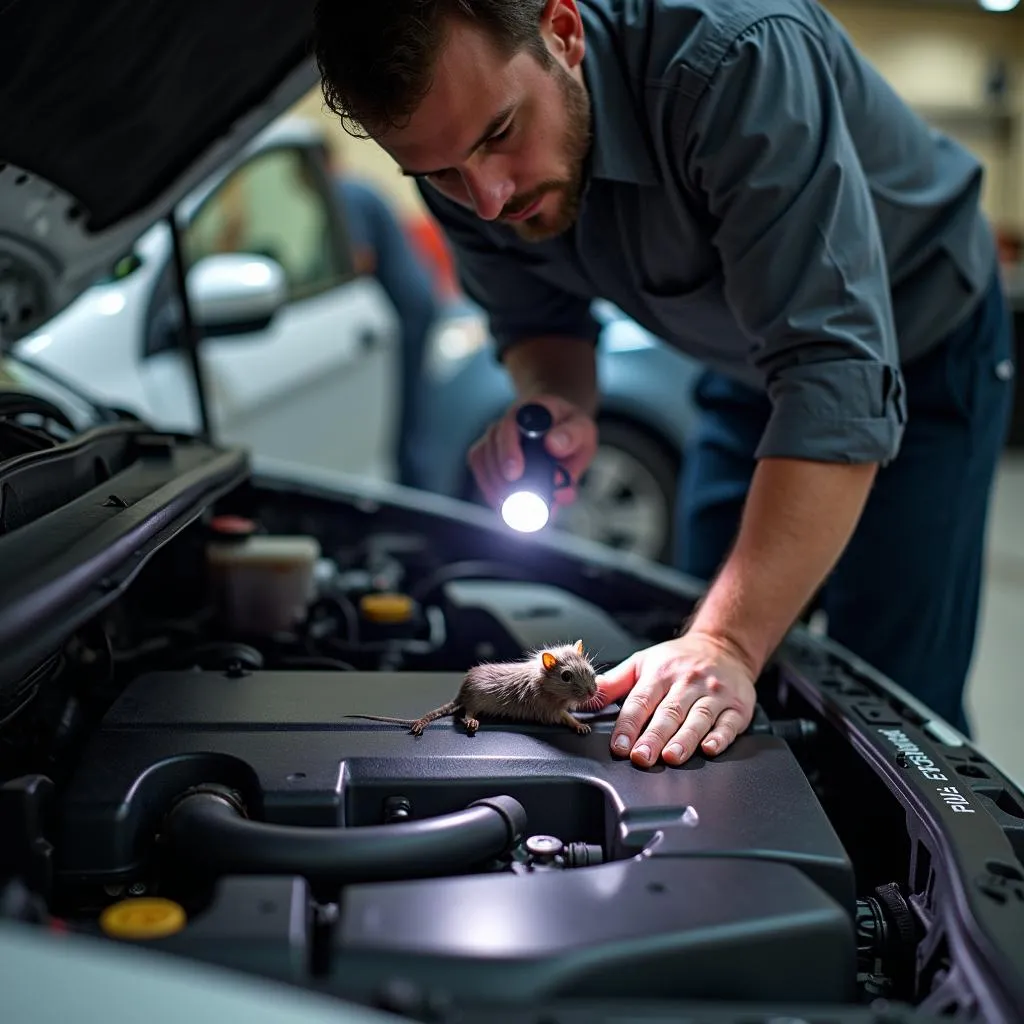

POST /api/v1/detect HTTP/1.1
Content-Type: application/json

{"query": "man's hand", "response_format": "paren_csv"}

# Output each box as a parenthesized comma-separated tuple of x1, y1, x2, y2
(590, 632, 759, 767)
(468, 394, 598, 509)
(583, 456, 878, 769)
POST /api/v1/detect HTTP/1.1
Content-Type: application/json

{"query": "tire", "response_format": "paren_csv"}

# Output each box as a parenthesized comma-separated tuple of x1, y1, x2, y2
(559, 419, 679, 563)
(463, 418, 680, 564)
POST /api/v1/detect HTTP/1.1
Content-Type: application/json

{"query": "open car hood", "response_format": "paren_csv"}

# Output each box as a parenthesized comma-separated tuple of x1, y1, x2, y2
(0, 0, 319, 345)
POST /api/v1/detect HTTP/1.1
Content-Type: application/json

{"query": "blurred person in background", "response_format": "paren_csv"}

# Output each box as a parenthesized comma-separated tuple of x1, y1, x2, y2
(318, 141, 442, 490)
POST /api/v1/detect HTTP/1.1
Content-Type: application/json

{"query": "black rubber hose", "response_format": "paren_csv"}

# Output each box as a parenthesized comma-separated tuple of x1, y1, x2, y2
(164, 788, 527, 883)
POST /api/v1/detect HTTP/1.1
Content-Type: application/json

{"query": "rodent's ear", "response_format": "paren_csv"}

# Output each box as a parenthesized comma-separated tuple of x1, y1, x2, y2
(575, 639, 584, 655)
(542, 651, 558, 671)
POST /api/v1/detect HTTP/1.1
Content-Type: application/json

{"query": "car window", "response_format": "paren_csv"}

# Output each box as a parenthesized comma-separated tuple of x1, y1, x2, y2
(184, 146, 348, 302)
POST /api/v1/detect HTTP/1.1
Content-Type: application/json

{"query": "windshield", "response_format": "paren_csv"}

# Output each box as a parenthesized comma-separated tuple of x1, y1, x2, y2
(0, 353, 109, 436)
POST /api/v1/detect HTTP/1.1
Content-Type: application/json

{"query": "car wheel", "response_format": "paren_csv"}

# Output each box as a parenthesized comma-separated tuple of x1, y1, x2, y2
(555, 419, 679, 563)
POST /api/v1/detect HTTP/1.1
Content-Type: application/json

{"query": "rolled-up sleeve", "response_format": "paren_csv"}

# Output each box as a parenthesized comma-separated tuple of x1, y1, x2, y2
(679, 15, 907, 464)
(416, 184, 600, 361)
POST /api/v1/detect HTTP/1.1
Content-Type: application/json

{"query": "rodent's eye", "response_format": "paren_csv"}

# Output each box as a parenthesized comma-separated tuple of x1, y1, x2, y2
(561, 670, 572, 682)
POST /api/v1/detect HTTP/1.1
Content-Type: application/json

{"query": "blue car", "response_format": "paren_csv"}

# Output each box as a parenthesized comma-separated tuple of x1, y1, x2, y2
(410, 297, 703, 564)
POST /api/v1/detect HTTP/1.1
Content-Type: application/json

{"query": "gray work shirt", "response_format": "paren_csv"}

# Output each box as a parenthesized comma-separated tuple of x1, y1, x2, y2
(417, 0, 997, 464)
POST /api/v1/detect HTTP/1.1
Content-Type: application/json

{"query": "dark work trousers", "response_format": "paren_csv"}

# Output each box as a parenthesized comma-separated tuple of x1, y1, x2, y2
(673, 270, 1016, 734)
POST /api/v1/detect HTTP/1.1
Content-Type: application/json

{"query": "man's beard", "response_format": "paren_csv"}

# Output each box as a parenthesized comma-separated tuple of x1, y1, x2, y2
(502, 64, 592, 243)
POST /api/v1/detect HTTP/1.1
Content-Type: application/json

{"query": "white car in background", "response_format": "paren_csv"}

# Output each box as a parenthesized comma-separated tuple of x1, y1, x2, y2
(12, 118, 404, 482)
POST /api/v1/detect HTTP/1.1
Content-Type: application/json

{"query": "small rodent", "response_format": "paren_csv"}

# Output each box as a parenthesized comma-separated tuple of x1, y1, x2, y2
(344, 640, 600, 736)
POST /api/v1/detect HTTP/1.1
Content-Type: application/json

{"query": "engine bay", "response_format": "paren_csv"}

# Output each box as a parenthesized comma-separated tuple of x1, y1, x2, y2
(2, 432, 1024, 1023)
(55, 664, 856, 1008)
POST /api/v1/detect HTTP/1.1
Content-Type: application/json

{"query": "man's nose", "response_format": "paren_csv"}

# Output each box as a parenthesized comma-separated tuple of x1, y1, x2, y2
(463, 167, 515, 221)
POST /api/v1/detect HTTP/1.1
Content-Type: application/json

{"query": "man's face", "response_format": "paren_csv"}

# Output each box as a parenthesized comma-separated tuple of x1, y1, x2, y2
(377, 12, 592, 243)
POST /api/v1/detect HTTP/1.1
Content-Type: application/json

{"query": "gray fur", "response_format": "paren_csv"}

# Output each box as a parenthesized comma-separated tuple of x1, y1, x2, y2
(345, 640, 599, 736)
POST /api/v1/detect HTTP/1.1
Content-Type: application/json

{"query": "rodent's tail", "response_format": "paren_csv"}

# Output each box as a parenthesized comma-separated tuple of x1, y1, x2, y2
(414, 700, 460, 726)
(344, 714, 418, 726)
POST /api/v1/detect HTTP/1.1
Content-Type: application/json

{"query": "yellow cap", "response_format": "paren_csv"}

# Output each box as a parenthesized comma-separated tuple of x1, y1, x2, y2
(359, 592, 414, 624)
(100, 897, 187, 940)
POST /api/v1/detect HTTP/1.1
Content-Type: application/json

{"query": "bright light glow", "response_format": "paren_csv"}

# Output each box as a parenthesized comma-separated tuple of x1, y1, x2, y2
(21, 333, 52, 354)
(979, 0, 1019, 10)
(501, 490, 550, 533)
(95, 292, 126, 316)
(239, 261, 274, 287)
(438, 319, 486, 361)
(426, 316, 489, 379)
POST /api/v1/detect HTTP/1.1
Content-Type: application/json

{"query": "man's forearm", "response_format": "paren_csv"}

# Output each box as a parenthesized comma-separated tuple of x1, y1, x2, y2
(689, 457, 878, 675)
(502, 336, 599, 417)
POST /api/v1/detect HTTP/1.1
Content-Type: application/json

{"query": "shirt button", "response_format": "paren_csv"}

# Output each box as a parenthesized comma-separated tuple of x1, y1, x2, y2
(995, 359, 1015, 381)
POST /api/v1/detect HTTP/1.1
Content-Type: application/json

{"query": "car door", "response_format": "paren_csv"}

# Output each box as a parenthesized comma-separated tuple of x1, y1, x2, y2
(139, 142, 401, 482)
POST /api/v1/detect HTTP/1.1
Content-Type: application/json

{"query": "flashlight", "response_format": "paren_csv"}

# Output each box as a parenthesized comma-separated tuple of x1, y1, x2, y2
(500, 403, 571, 534)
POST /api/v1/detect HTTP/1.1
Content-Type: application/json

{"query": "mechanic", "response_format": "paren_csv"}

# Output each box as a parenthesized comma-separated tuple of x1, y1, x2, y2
(318, 141, 443, 490)
(311, 0, 1016, 766)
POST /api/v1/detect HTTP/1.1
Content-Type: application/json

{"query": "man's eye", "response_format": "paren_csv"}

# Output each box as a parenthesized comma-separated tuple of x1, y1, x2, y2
(490, 121, 515, 145)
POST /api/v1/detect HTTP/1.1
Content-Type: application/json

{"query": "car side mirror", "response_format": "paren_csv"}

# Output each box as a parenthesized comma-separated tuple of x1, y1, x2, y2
(186, 253, 288, 336)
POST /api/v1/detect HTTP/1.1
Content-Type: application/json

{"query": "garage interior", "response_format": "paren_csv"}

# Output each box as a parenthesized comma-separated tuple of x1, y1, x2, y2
(3, 0, 1024, 1016)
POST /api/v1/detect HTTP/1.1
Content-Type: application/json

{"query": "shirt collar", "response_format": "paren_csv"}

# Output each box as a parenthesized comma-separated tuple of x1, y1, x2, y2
(579, 1, 662, 188)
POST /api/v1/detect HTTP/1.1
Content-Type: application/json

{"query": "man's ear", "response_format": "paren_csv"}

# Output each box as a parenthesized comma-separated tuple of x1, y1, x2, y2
(542, 0, 585, 70)
(542, 650, 558, 671)
(575, 639, 584, 655)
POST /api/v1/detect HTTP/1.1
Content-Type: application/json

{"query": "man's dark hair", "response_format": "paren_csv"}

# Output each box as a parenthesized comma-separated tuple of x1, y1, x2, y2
(312, 0, 553, 140)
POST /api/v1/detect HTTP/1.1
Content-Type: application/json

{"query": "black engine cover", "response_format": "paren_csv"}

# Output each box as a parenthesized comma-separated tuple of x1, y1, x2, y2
(57, 670, 858, 1007)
